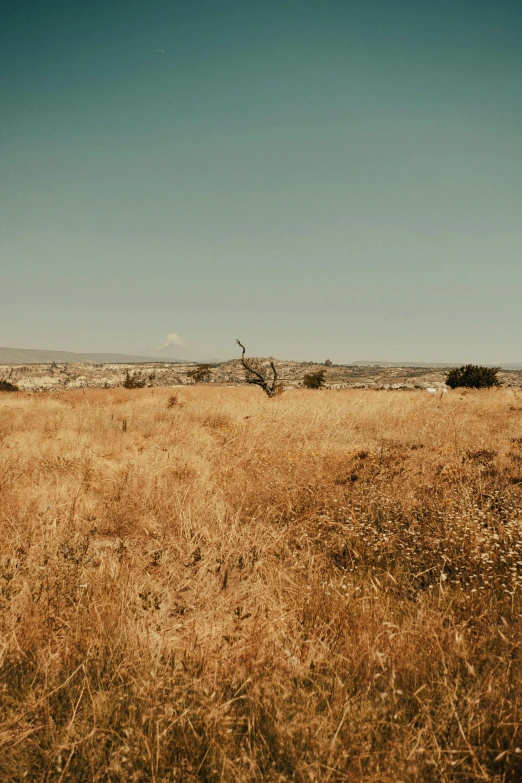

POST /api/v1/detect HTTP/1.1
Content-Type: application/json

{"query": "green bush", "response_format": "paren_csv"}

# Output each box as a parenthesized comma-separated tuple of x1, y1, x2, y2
(303, 369, 326, 389)
(445, 365, 500, 389)
(123, 370, 146, 389)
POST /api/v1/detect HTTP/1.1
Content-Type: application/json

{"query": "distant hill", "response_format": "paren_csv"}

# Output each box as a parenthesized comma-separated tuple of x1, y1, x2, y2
(1, 346, 520, 370)
(0, 346, 182, 364)
(352, 360, 522, 370)
(352, 360, 458, 368)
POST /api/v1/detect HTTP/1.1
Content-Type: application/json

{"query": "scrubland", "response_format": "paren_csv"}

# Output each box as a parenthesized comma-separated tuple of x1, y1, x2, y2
(1, 386, 522, 782)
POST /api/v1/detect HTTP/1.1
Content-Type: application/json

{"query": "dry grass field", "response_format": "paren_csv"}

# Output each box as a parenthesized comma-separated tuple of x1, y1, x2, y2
(1, 386, 522, 782)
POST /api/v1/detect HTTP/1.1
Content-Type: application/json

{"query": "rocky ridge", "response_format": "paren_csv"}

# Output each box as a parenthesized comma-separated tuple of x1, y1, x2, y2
(1, 360, 521, 393)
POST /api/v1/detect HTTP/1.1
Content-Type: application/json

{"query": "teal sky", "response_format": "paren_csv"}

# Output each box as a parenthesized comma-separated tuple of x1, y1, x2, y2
(2, 0, 521, 362)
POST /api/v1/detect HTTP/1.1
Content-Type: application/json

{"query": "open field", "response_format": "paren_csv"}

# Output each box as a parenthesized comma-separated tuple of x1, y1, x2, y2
(1, 386, 522, 781)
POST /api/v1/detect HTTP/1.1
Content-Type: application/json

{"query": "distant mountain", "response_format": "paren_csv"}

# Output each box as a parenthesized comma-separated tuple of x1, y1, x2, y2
(1, 346, 519, 370)
(0, 346, 183, 364)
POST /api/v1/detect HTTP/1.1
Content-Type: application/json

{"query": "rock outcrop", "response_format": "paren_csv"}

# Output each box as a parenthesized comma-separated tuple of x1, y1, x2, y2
(1, 360, 521, 392)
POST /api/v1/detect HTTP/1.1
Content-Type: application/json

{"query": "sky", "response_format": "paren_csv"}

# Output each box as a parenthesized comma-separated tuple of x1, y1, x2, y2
(1, 0, 521, 363)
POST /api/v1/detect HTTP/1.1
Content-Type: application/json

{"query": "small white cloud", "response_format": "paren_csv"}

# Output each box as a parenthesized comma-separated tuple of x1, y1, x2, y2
(158, 48, 165, 54)
(160, 333, 185, 348)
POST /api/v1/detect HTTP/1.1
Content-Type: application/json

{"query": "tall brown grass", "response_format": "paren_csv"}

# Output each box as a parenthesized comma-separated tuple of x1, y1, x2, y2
(1, 386, 522, 781)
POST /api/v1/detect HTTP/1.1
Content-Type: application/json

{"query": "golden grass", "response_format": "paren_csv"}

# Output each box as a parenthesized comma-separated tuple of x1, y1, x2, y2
(1, 386, 522, 781)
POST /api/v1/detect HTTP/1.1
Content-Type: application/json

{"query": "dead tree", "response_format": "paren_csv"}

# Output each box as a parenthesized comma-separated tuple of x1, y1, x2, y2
(236, 339, 280, 398)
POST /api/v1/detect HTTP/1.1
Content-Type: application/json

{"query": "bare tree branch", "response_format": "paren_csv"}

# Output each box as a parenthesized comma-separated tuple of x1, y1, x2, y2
(236, 340, 266, 385)
(236, 339, 281, 398)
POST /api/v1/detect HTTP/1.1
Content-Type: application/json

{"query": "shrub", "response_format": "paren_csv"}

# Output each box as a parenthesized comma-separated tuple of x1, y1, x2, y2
(303, 369, 326, 389)
(187, 364, 213, 384)
(0, 379, 19, 392)
(445, 365, 500, 389)
(123, 370, 146, 389)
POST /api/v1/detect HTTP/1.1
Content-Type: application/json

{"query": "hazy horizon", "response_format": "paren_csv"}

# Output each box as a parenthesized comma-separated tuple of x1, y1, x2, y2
(2, 343, 522, 370)
(2, 1, 521, 364)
